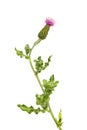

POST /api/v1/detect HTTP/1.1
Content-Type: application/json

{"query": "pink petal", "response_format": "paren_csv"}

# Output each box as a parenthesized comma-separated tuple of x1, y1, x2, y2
(45, 17, 55, 26)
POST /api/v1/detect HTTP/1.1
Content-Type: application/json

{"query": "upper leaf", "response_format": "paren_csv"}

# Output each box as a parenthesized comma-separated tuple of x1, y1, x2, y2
(15, 48, 24, 58)
(34, 56, 52, 74)
(34, 56, 43, 73)
(24, 44, 31, 55)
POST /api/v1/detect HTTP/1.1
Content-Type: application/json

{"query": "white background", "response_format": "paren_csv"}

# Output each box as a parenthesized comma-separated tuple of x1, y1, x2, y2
(0, 0, 87, 130)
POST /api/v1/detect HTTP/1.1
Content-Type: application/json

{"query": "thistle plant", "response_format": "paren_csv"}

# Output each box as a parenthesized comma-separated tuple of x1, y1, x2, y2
(15, 17, 63, 130)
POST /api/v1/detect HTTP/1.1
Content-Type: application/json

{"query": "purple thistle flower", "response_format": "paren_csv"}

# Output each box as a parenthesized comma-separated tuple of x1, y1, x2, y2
(45, 17, 55, 26)
(38, 17, 55, 40)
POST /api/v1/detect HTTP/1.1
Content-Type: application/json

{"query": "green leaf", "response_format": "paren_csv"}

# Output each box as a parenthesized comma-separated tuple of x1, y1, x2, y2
(17, 104, 45, 114)
(36, 94, 50, 110)
(15, 48, 24, 58)
(34, 56, 52, 74)
(43, 56, 52, 70)
(57, 109, 63, 127)
(34, 56, 43, 73)
(25, 55, 29, 59)
(24, 44, 31, 55)
(43, 79, 47, 87)
(50, 74, 54, 82)
(43, 75, 59, 95)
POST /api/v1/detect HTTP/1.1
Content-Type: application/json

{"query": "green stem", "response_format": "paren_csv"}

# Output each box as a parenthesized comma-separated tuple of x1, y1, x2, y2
(29, 39, 44, 92)
(31, 38, 41, 50)
(29, 39, 59, 129)
(48, 105, 58, 127)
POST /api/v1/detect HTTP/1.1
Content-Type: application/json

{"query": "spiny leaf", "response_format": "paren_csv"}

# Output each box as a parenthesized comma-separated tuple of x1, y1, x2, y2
(34, 56, 52, 74)
(43, 75, 59, 95)
(57, 109, 63, 127)
(17, 104, 45, 114)
(34, 56, 43, 73)
(36, 94, 50, 110)
(15, 48, 24, 58)
(50, 74, 54, 82)
(43, 56, 52, 70)
(24, 44, 31, 55)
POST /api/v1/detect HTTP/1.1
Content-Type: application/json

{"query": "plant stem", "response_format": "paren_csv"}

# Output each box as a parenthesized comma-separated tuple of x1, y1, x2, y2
(48, 105, 58, 127)
(29, 39, 59, 129)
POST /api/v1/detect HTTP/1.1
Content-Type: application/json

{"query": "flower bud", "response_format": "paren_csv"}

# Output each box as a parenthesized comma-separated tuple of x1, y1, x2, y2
(38, 18, 55, 40)
(38, 25, 50, 40)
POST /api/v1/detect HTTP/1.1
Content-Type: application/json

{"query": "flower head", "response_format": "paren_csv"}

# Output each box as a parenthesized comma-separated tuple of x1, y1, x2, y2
(38, 17, 55, 40)
(45, 17, 55, 26)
